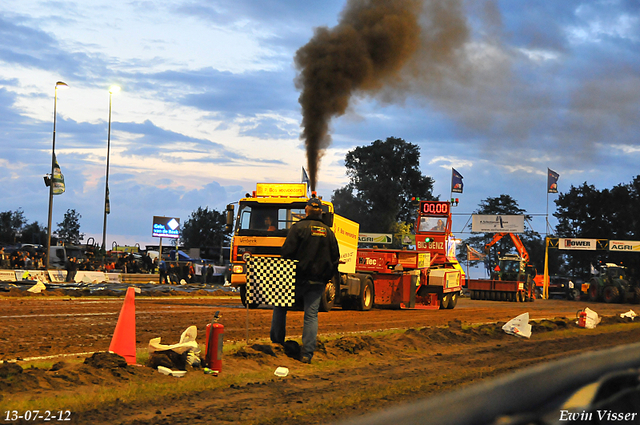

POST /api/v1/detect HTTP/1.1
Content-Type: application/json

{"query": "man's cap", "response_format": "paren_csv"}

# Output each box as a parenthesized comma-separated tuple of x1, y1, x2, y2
(307, 197, 322, 208)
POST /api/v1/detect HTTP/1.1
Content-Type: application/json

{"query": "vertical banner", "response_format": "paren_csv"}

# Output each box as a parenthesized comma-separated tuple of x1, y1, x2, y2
(105, 186, 111, 214)
(451, 168, 464, 193)
(301, 167, 310, 196)
(52, 154, 65, 195)
(548, 168, 559, 193)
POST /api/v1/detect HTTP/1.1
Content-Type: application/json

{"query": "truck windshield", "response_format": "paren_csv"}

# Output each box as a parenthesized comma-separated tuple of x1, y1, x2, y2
(237, 202, 307, 235)
(417, 216, 448, 233)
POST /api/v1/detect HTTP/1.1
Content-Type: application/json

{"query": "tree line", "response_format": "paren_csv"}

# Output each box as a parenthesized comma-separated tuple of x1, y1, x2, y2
(152, 137, 640, 280)
(0, 208, 83, 247)
(6, 137, 639, 279)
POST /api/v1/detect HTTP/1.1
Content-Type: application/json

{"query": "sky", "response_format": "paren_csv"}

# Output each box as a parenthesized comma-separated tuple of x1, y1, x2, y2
(1, 0, 639, 256)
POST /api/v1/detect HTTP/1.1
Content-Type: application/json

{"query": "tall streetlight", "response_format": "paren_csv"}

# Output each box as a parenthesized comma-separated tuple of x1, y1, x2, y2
(101, 85, 120, 264)
(45, 81, 69, 268)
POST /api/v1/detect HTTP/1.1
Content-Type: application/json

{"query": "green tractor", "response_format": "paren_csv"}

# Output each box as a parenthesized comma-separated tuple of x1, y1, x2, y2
(587, 263, 640, 304)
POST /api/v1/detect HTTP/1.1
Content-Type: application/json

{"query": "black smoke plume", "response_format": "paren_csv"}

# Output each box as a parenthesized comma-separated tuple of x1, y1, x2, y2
(295, 0, 469, 191)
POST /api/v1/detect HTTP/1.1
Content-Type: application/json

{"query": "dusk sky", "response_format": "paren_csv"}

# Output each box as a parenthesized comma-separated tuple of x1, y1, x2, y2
(1, 0, 639, 254)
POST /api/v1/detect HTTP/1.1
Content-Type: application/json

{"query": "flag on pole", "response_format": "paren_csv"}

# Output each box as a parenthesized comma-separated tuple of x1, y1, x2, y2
(301, 167, 310, 196)
(547, 168, 559, 193)
(52, 154, 65, 195)
(466, 244, 486, 261)
(105, 186, 111, 214)
(451, 168, 464, 193)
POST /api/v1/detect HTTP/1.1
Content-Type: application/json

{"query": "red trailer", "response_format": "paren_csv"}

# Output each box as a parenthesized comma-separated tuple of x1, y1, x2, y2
(467, 254, 536, 302)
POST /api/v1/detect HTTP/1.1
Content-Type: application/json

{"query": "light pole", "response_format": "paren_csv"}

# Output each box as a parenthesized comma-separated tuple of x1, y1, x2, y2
(101, 85, 120, 264)
(45, 81, 69, 269)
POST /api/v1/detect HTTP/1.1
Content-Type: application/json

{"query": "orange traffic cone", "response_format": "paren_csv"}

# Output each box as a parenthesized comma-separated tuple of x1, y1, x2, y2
(108, 287, 137, 365)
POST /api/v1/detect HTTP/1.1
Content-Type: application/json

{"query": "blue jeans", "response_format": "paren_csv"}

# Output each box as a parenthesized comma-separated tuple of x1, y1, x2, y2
(270, 281, 324, 359)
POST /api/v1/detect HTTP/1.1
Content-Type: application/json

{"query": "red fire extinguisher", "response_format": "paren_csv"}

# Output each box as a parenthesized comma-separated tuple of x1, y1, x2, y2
(577, 309, 587, 328)
(205, 311, 223, 373)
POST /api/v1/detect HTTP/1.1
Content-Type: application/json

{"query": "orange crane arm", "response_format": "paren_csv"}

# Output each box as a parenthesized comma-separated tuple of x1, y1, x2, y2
(483, 232, 530, 263)
(508, 233, 530, 263)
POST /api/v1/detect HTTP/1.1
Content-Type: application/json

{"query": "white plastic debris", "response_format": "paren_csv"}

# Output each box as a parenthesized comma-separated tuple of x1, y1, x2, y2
(148, 325, 200, 354)
(620, 310, 637, 320)
(27, 281, 47, 294)
(157, 366, 186, 377)
(502, 312, 532, 339)
(157, 366, 172, 375)
(274, 367, 289, 377)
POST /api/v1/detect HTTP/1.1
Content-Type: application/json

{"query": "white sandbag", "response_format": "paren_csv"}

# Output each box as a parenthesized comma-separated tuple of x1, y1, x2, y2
(584, 307, 601, 329)
(502, 312, 532, 339)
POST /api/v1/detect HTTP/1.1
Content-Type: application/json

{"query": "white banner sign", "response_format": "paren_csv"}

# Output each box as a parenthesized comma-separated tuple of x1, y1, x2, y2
(471, 215, 525, 233)
(358, 233, 393, 244)
(559, 238, 597, 250)
(0, 270, 15, 281)
(609, 240, 640, 252)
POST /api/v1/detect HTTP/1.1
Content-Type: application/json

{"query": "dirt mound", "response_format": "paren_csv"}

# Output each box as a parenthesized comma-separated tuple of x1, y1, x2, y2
(84, 351, 128, 369)
(0, 352, 156, 399)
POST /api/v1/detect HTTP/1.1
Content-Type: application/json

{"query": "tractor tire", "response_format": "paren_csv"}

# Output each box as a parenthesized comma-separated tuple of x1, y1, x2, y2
(446, 292, 458, 309)
(357, 277, 374, 311)
(588, 281, 600, 302)
(633, 287, 640, 305)
(239, 285, 260, 309)
(603, 286, 620, 304)
(568, 288, 579, 301)
(319, 280, 337, 312)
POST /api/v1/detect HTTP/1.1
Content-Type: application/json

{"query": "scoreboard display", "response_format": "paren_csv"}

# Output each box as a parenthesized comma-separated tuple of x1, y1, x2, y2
(419, 201, 450, 216)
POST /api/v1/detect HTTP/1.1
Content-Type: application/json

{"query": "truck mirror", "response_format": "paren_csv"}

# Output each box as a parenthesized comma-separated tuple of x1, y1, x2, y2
(323, 212, 334, 227)
(225, 204, 235, 233)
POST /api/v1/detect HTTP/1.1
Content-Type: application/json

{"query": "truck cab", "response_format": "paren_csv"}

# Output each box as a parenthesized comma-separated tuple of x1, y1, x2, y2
(227, 183, 359, 310)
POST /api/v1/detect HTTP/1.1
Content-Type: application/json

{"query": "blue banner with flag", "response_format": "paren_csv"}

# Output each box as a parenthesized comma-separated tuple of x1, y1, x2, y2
(451, 168, 463, 193)
(548, 168, 559, 193)
(52, 153, 65, 195)
(301, 167, 310, 196)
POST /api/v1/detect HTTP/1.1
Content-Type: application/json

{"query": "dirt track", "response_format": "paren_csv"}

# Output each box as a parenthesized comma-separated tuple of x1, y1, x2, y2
(1, 293, 633, 360)
(2, 294, 640, 424)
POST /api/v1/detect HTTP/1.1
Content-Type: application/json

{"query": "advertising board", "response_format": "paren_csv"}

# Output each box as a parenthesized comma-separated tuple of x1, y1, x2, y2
(471, 215, 525, 233)
(558, 238, 597, 250)
(152, 216, 181, 239)
(609, 240, 640, 252)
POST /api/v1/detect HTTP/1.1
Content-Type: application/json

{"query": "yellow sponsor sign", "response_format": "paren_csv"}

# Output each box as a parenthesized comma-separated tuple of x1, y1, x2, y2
(333, 214, 359, 274)
(609, 240, 640, 252)
(256, 183, 307, 198)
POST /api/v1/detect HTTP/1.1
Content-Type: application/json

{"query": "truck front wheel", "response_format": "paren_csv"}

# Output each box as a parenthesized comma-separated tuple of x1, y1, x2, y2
(320, 280, 336, 312)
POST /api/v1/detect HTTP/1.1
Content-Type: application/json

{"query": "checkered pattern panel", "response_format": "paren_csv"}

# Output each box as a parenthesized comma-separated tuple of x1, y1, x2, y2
(246, 257, 297, 307)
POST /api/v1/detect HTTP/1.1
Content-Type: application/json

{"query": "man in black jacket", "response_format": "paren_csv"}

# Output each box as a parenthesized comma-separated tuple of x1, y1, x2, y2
(270, 196, 340, 363)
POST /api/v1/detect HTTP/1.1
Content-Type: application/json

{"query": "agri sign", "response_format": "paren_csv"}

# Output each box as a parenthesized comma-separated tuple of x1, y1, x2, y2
(610, 240, 640, 252)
